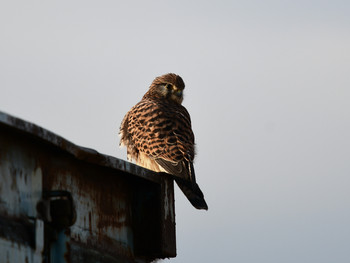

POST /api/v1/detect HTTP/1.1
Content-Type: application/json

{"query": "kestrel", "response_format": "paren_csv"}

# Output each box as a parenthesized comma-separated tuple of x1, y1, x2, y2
(119, 73, 208, 210)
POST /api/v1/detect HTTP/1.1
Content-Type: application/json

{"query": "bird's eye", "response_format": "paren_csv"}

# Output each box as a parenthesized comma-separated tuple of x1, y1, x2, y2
(165, 84, 172, 90)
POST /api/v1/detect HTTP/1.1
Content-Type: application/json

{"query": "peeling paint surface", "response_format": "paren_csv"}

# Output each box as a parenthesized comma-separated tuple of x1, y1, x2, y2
(0, 111, 176, 263)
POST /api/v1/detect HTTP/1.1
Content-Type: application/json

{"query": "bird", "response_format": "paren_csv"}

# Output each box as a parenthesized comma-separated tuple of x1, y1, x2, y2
(119, 73, 208, 210)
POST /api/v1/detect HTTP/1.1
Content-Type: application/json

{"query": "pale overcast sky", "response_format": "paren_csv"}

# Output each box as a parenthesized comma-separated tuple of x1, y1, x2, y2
(1, 1, 350, 262)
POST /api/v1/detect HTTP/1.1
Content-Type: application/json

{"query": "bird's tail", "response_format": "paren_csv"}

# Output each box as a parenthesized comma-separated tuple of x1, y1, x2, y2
(175, 178, 208, 210)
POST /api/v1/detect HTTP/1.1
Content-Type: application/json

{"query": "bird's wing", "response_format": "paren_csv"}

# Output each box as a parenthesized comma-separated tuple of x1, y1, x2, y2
(154, 158, 184, 176)
(120, 98, 208, 209)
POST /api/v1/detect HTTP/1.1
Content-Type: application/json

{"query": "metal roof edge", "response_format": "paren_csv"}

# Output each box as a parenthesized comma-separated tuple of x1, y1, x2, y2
(0, 110, 163, 183)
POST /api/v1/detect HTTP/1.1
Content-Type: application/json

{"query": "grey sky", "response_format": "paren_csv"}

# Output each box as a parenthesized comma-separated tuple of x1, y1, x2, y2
(1, 1, 350, 262)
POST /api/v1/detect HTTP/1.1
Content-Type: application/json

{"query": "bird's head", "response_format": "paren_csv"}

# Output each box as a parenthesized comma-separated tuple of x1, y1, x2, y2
(144, 73, 185, 104)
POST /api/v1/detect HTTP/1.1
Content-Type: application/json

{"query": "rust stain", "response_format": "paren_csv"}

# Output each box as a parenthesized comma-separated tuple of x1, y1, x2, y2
(1, 111, 177, 262)
(88, 212, 92, 233)
(9, 167, 17, 191)
(64, 228, 72, 263)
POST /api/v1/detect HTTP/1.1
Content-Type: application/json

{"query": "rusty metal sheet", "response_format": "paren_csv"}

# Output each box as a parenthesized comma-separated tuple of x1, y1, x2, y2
(0, 111, 176, 263)
(0, 117, 45, 263)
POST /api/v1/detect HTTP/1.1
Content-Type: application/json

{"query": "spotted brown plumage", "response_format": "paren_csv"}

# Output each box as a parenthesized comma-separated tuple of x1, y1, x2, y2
(120, 73, 208, 210)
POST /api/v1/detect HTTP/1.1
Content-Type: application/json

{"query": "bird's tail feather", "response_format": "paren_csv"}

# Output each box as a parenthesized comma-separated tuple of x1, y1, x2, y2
(175, 178, 208, 210)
